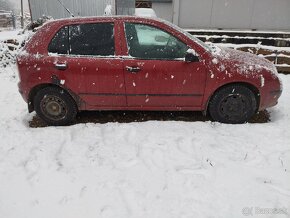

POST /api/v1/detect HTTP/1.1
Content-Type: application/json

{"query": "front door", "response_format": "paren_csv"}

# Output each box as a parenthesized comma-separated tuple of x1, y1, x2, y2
(122, 22, 207, 108)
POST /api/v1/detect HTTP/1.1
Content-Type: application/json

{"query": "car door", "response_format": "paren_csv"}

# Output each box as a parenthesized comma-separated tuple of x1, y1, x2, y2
(121, 22, 207, 108)
(47, 21, 126, 109)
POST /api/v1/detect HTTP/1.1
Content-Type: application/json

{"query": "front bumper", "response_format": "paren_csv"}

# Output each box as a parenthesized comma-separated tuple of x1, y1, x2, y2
(259, 88, 282, 110)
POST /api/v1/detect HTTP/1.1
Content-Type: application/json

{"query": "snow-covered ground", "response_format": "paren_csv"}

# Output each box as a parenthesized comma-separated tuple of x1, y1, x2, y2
(0, 31, 290, 218)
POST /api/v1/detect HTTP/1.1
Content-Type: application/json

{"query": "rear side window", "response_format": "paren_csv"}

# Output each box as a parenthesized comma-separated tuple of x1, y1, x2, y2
(48, 26, 69, 54)
(69, 23, 115, 56)
(48, 23, 115, 56)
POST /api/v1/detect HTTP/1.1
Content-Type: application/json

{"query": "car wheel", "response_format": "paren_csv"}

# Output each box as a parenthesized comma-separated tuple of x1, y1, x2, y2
(34, 87, 77, 126)
(208, 85, 257, 124)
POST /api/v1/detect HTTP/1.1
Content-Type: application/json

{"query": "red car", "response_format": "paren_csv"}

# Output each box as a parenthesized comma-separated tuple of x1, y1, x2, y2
(17, 16, 282, 125)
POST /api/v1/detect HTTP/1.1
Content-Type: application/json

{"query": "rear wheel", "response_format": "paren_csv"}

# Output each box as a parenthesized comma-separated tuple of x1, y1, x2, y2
(208, 85, 257, 124)
(34, 87, 77, 126)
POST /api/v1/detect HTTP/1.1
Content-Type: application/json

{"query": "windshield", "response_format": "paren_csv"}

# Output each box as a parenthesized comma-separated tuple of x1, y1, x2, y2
(159, 19, 213, 52)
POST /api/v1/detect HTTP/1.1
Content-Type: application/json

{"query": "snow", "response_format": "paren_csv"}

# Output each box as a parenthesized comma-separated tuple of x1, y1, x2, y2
(260, 75, 265, 87)
(0, 68, 290, 218)
(0, 30, 289, 218)
(135, 8, 157, 18)
(0, 30, 23, 41)
(216, 42, 290, 53)
(194, 34, 290, 42)
(211, 47, 280, 80)
(212, 58, 219, 64)
(0, 29, 33, 43)
(184, 28, 290, 35)
(186, 48, 198, 56)
(104, 4, 113, 16)
(0, 30, 31, 68)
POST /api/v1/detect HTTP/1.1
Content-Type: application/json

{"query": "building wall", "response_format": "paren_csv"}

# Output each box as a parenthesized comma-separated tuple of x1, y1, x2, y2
(152, 2, 173, 22)
(29, 0, 135, 21)
(153, 0, 290, 31)
(250, 0, 290, 30)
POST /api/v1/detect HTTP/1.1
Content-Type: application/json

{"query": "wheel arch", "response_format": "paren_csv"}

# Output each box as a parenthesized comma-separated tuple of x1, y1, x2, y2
(28, 84, 82, 113)
(204, 82, 260, 115)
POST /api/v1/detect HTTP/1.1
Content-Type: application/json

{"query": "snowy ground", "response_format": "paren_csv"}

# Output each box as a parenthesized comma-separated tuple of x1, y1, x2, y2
(0, 32, 290, 218)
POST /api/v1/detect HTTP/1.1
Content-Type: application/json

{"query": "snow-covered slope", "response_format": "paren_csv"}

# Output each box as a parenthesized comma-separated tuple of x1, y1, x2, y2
(0, 64, 289, 218)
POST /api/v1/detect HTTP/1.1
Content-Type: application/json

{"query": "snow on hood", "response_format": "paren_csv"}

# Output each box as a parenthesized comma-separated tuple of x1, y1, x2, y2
(210, 45, 279, 79)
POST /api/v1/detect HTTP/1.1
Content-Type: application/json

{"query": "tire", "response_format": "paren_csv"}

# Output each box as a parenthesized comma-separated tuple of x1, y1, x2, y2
(208, 85, 257, 124)
(34, 87, 77, 126)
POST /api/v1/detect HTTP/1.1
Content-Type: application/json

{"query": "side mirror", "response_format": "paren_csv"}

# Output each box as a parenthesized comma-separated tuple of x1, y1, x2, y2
(185, 49, 199, 62)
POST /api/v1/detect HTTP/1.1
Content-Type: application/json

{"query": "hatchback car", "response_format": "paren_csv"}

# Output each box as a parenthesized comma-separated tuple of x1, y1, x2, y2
(17, 16, 282, 125)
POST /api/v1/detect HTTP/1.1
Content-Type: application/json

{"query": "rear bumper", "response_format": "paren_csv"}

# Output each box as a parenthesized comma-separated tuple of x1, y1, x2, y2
(18, 81, 29, 103)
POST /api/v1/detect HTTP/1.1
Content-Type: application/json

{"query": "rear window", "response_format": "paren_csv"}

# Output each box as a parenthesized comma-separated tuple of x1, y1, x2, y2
(48, 26, 69, 55)
(48, 22, 115, 56)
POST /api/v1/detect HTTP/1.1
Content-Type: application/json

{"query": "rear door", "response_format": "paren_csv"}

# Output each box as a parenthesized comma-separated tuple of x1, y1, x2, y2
(47, 21, 126, 109)
(121, 22, 207, 108)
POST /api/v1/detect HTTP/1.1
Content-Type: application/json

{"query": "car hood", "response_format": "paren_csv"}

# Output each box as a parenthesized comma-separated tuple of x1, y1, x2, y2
(209, 46, 279, 79)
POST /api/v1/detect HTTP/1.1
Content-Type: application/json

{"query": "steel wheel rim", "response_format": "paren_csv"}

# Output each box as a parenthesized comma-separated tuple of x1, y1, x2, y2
(40, 95, 67, 121)
(220, 94, 248, 121)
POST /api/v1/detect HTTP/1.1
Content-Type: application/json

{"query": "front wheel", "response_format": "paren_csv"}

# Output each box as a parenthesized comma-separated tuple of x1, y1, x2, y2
(34, 87, 77, 126)
(208, 85, 257, 124)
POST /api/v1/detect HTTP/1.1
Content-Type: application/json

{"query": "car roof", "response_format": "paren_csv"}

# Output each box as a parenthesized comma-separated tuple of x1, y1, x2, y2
(49, 15, 160, 24)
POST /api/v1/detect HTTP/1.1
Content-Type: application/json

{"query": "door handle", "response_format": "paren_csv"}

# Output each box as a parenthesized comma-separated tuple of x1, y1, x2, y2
(126, 66, 141, 73)
(54, 63, 67, 70)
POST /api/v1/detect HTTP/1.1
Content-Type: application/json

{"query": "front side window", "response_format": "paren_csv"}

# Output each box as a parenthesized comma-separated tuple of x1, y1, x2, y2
(125, 23, 188, 60)
(48, 23, 115, 56)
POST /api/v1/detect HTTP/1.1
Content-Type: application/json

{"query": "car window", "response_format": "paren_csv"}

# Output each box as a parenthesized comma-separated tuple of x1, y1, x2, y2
(69, 23, 115, 56)
(48, 26, 69, 55)
(125, 23, 188, 60)
(48, 23, 115, 56)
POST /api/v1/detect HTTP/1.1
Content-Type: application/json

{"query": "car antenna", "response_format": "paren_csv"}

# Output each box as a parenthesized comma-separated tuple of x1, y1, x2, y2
(56, 0, 75, 17)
